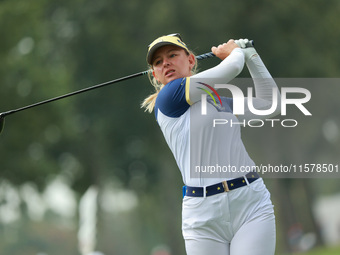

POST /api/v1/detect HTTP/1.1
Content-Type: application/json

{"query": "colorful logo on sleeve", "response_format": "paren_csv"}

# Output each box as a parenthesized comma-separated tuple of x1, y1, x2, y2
(197, 82, 223, 107)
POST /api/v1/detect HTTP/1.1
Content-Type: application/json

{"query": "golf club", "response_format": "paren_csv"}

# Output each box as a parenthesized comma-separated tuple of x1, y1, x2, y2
(0, 40, 254, 134)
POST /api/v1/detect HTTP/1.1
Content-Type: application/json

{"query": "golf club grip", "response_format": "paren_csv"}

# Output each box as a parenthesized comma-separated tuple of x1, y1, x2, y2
(196, 40, 254, 60)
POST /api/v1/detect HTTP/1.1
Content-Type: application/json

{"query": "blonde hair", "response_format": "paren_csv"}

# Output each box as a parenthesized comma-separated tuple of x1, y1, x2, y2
(141, 50, 197, 113)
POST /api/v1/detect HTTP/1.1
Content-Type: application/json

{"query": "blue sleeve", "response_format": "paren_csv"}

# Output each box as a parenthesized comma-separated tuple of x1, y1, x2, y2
(206, 96, 234, 113)
(155, 78, 190, 120)
(221, 97, 234, 113)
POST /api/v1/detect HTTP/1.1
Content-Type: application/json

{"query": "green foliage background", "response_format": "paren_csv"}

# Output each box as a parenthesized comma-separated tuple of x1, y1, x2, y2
(1, 0, 340, 254)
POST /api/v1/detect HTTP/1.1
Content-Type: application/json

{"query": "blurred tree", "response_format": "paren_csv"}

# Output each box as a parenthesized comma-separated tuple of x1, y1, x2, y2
(1, 0, 340, 254)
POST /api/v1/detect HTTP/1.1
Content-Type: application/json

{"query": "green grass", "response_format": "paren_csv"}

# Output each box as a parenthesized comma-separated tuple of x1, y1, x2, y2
(293, 245, 340, 255)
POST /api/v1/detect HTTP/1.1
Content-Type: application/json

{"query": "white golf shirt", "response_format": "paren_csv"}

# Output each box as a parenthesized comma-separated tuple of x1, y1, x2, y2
(154, 48, 279, 187)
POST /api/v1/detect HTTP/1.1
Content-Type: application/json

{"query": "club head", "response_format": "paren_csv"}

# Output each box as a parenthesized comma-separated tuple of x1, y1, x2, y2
(0, 114, 5, 134)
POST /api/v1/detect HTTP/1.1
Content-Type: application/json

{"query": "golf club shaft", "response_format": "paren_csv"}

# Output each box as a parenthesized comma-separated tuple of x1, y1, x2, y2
(0, 40, 255, 118)
(0, 52, 218, 118)
(0, 70, 150, 118)
(196, 40, 254, 60)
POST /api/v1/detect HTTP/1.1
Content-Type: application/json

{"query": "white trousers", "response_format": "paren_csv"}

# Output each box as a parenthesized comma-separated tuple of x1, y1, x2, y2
(182, 178, 276, 255)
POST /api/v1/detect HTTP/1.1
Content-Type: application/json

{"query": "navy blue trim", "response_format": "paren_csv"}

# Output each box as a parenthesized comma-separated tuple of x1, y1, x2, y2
(207, 96, 234, 113)
(221, 97, 233, 113)
(155, 78, 190, 120)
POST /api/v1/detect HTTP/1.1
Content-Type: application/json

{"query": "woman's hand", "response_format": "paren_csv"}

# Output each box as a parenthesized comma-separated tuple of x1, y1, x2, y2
(211, 39, 239, 61)
(235, 38, 258, 61)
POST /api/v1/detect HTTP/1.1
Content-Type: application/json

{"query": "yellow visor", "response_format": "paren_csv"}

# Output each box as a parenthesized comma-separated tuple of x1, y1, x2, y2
(147, 33, 189, 65)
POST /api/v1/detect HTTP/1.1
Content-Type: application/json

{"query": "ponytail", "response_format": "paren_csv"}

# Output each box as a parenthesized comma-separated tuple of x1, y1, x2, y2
(141, 71, 164, 113)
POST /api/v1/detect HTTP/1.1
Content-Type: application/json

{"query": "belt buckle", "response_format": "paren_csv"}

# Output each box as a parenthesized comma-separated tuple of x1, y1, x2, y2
(222, 181, 229, 192)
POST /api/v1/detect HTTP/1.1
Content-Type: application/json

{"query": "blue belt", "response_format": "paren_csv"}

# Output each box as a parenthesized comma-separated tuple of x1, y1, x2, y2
(183, 172, 260, 198)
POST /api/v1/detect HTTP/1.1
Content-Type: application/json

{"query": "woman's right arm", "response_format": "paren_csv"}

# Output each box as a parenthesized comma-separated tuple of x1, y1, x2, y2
(185, 42, 245, 105)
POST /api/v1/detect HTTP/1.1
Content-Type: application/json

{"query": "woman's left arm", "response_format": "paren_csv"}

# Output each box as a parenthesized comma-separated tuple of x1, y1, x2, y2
(238, 45, 281, 121)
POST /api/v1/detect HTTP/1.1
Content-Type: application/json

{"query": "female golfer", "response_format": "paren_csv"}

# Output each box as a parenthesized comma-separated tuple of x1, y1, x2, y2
(142, 33, 279, 255)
